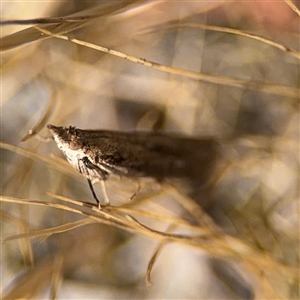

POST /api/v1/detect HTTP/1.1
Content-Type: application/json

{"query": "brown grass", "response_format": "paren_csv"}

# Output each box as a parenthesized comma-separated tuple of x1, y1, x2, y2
(1, 1, 299, 299)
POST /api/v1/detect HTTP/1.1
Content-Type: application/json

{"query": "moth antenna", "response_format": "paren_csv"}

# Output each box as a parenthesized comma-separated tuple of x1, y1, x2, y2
(129, 182, 141, 201)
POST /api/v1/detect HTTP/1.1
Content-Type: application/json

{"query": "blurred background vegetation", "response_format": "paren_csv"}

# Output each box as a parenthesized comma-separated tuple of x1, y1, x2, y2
(1, 1, 299, 299)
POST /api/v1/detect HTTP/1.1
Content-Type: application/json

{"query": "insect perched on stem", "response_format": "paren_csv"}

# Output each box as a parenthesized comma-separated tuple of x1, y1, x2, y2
(48, 124, 219, 209)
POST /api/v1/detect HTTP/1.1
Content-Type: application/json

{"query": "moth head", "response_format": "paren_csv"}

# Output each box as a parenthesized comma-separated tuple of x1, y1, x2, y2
(47, 124, 86, 165)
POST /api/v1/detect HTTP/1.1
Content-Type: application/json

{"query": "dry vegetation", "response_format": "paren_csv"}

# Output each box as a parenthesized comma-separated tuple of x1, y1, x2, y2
(1, 1, 299, 299)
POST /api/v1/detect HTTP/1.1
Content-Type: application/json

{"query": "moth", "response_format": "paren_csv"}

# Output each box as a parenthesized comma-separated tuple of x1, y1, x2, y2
(48, 124, 219, 208)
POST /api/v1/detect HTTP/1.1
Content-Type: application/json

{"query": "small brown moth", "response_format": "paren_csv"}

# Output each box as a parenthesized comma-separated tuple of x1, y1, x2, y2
(48, 124, 219, 208)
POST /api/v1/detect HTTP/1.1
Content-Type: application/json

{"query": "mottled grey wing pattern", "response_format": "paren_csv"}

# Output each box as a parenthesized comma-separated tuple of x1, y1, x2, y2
(72, 128, 219, 186)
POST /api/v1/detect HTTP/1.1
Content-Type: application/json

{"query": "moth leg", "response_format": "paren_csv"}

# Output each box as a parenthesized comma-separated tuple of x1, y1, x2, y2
(87, 178, 101, 209)
(129, 181, 141, 201)
(100, 180, 110, 205)
(82, 156, 110, 208)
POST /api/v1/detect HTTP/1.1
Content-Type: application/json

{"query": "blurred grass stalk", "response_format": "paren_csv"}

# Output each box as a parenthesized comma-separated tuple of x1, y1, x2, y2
(1, 1, 299, 299)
